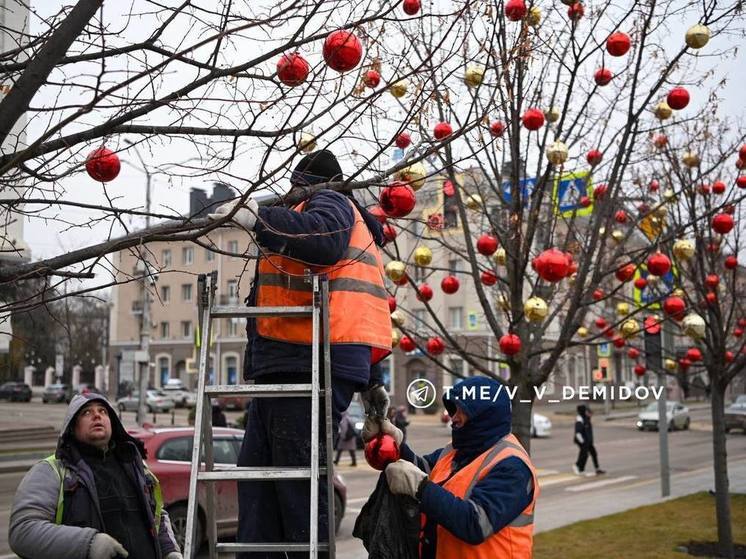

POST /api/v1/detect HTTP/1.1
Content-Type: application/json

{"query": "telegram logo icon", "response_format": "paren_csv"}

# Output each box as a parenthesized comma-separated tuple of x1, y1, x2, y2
(406, 378, 437, 409)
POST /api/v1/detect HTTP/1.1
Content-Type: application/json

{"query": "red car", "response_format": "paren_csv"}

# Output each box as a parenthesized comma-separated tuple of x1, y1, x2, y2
(128, 426, 347, 550)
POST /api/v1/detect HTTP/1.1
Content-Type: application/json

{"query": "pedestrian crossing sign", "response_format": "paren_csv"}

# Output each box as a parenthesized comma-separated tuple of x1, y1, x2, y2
(553, 171, 593, 216)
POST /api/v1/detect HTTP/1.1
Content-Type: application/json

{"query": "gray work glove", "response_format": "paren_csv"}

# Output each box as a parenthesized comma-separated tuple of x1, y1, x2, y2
(207, 198, 259, 231)
(360, 385, 390, 419)
(89, 533, 128, 558)
(385, 460, 428, 498)
(362, 417, 403, 446)
(165, 553, 184, 559)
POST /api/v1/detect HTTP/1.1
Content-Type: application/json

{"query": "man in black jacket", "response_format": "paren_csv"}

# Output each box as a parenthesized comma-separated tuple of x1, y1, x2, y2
(573, 405, 606, 476)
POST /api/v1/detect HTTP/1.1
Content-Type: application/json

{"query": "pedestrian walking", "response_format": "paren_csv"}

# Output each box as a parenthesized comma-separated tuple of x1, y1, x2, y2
(334, 410, 358, 466)
(393, 405, 410, 445)
(212, 401, 228, 428)
(573, 404, 606, 476)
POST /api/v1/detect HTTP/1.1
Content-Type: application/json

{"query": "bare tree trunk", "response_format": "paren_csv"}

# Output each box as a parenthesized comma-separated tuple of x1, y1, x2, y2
(512, 378, 533, 453)
(710, 379, 734, 559)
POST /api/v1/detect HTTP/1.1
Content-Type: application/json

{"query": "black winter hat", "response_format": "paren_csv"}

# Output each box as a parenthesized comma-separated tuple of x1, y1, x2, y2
(577, 404, 587, 415)
(290, 149, 344, 186)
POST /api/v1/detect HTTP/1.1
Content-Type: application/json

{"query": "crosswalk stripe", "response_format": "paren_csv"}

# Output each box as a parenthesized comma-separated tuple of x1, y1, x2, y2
(565, 475, 638, 492)
(538, 473, 578, 488)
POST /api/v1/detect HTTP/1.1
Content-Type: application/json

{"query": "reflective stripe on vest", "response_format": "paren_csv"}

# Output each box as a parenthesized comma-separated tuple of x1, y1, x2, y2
(43, 454, 164, 532)
(255, 199, 392, 358)
(423, 434, 539, 559)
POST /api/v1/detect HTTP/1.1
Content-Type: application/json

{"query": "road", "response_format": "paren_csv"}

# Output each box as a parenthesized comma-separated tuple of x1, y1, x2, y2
(0, 401, 744, 558)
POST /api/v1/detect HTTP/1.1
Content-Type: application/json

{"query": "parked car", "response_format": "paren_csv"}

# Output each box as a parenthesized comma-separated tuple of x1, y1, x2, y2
(42, 383, 72, 403)
(0, 381, 32, 402)
(734, 395, 746, 405)
(162, 379, 196, 408)
(128, 426, 347, 550)
(636, 401, 690, 431)
(531, 413, 552, 438)
(72, 383, 104, 397)
(117, 390, 175, 413)
(724, 402, 746, 433)
(216, 395, 250, 411)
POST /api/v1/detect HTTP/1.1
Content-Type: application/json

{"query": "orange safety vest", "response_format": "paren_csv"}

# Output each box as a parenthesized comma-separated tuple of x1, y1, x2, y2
(423, 433, 539, 559)
(255, 198, 392, 363)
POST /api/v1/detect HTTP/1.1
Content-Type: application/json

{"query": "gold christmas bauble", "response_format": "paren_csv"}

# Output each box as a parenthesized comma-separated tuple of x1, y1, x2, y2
(654, 101, 673, 120)
(298, 132, 317, 153)
(646, 274, 660, 286)
(685, 24, 711, 49)
(389, 79, 409, 98)
(616, 302, 630, 317)
(577, 326, 589, 338)
(612, 230, 625, 243)
(397, 162, 427, 191)
(672, 288, 686, 298)
(654, 205, 668, 218)
(392, 328, 402, 347)
(494, 247, 507, 266)
(621, 319, 640, 339)
(682, 313, 706, 339)
(497, 294, 510, 312)
(527, 6, 542, 26)
(663, 189, 676, 202)
(673, 239, 695, 260)
(466, 193, 483, 211)
(664, 358, 678, 371)
(524, 296, 549, 322)
(385, 260, 406, 281)
(545, 107, 561, 123)
(413, 246, 433, 266)
(682, 152, 701, 168)
(390, 309, 405, 328)
(464, 64, 486, 88)
(547, 140, 569, 165)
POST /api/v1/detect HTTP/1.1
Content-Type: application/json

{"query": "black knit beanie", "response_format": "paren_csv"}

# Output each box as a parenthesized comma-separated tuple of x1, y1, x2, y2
(290, 149, 344, 186)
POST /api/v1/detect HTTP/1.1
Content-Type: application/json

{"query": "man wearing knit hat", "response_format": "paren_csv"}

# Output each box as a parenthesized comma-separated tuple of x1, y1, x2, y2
(209, 149, 392, 558)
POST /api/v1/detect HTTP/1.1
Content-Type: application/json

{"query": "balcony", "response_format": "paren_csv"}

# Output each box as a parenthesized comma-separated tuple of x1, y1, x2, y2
(131, 300, 144, 314)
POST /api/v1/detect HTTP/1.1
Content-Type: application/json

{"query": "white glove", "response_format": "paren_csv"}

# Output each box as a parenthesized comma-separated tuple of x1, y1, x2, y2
(362, 417, 403, 446)
(165, 553, 184, 559)
(207, 198, 259, 231)
(89, 533, 128, 558)
(360, 385, 390, 419)
(385, 460, 428, 498)
(575, 433, 585, 445)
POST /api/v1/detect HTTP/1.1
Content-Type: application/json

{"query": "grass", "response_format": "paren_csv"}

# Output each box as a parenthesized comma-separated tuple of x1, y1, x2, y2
(534, 492, 746, 559)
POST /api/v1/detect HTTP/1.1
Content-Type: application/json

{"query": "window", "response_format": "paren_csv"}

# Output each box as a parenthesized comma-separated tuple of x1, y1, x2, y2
(181, 283, 193, 302)
(414, 309, 427, 331)
(181, 321, 192, 339)
(444, 208, 458, 228)
(160, 322, 170, 338)
(156, 437, 237, 464)
(414, 266, 426, 282)
(162, 249, 172, 267)
(448, 307, 463, 329)
(227, 240, 239, 256)
(227, 319, 238, 337)
(448, 259, 461, 274)
(227, 280, 238, 299)
(206, 248, 215, 262)
(160, 285, 170, 303)
(182, 247, 194, 265)
(449, 357, 464, 377)
(225, 356, 238, 385)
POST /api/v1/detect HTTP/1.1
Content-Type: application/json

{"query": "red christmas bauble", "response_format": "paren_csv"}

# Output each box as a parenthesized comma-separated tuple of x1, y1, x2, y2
(402, 0, 421, 15)
(276, 53, 310, 86)
(663, 296, 686, 321)
(380, 182, 416, 218)
(504, 0, 527, 21)
(490, 121, 506, 137)
(613, 335, 625, 349)
(442, 180, 455, 197)
(595, 317, 607, 329)
(604, 328, 616, 341)
(627, 347, 641, 359)
(734, 328, 744, 338)
(499, 333, 522, 356)
(522, 108, 545, 130)
(532, 248, 571, 282)
(323, 30, 363, 73)
(441, 275, 460, 294)
(480, 270, 498, 286)
(567, 2, 584, 20)
(387, 295, 397, 313)
(667, 87, 690, 110)
(579, 195, 592, 208)
(705, 292, 717, 305)
(427, 213, 444, 230)
(417, 283, 434, 302)
(633, 364, 646, 377)
(649, 179, 660, 192)
(592, 289, 604, 301)
(724, 255, 738, 269)
(614, 210, 628, 223)
(740, 145, 746, 161)
(593, 183, 608, 199)
(705, 274, 720, 290)
(426, 336, 445, 355)
(653, 134, 668, 148)
(685, 347, 702, 362)
(634, 277, 648, 290)
(594, 68, 613, 86)
(739, 318, 746, 328)
(698, 183, 711, 196)
(646, 252, 671, 277)
(364, 434, 400, 470)
(737, 158, 745, 170)
(712, 213, 734, 234)
(616, 263, 636, 282)
(369, 205, 388, 224)
(736, 176, 746, 189)
(678, 358, 692, 371)
(392, 273, 409, 286)
(395, 132, 412, 149)
(433, 122, 453, 140)
(85, 147, 121, 182)
(606, 31, 631, 56)
(712, 180, 726, 194)
(382, 223, 397, 242)
(725, 351, 735, 363)
(476, 234, 499, 256)
(587, 149, 603, 166)
(362, 69, 381, 88)
(399, 335, 416, 352)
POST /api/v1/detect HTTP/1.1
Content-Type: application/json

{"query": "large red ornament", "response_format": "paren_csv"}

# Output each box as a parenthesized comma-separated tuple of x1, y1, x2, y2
(395, 132, 412, 149)
(480, 270, 497, 286)
(726, 351, 735, 363)
(441, 275, 460, 294)
(427, 213, 444, 230)
(433, 122, 453, 140)
(724, 255, 738, 269)
(594, 68, 613, 86)
(667, 87, 690, 110)
(402, 0, 421, 15)
(426, 336, 445, 355)
(633, 364, 646, 377)
(740, 145, 746, 161)
(595, 317, 608, 329)
(380, 182, 416, 217)
(442, 180, 455, 197)
(399, 335, 416, 352)
(678, 358, 692, 371)
(417, 283, 434, 302)
(627, 348, 641, 359)
(504, 0, 527, 21)
(649, 179, 660, 192)
(614, 210, 628, 224)
(712, 213, 734, 234)
(362, 69, 381, 88)
(521, 108, 545, 130)
(85, 147, 121, 182)
(612, 335, 625, 349)
(499, 334, 522, 356)
(663, 296, 686, 321)
(736, 176, 746, 189)
(734, 328, 744, 338)
(604, 327, 616, 339)
(593, 183, 608, 199)
(276, 53, 310, 86)
(323, 30, 363, 72)
(567, 2, 584, 20)
(592, 289, 604, 301)
(685, 347, 702, 362)
(382, 223, 397, 242)
(476, 234, 499, 256)
(705, 274, 720, 290)
(532, 248, 572, 282)
(634, 277, 648, 290)
(364, 434, 400, 470)
(579, 195, 592, 208)
(587, 149, 603, 166)
(615, 263, 636, 282)
(705, 292, 717, 306)
(387, 295, 397, 313)
(653, 134, 668, 148)
(490, 121, 506, 137)
(646, 252, 671, 276)
(712, 180, 726, 194)
(606, 32, 631, 56)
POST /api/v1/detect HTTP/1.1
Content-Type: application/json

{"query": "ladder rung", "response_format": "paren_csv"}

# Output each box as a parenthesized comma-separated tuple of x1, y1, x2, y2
(204, 383, 314, 398)
(216, 542, 330, 553)
(210, 305, 313, 318)
(198, 466, 326, 481)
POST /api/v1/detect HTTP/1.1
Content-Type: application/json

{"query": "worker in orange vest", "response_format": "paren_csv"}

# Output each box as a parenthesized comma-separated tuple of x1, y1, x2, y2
(365, 376, 538, 559)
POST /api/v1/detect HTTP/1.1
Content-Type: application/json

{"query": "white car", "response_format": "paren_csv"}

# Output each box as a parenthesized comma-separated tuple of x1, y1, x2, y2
(531, 413, 552, 438)
(117, 390, 176, 413)
(636, 401, 690, 431)
(162, 379, 196, 408)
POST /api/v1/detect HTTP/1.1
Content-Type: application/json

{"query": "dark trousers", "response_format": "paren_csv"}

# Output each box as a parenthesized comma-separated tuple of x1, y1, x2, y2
(236, 375, 358, 559)
(334, 449, 356, 465)
(575, 443, 600, 471)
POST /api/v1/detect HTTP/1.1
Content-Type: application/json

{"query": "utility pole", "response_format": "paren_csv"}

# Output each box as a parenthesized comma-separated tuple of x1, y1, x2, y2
(644, 316, 670, 497)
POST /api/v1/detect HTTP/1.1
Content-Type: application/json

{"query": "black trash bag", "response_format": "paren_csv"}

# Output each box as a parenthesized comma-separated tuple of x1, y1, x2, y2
(353, 472, 420, 559)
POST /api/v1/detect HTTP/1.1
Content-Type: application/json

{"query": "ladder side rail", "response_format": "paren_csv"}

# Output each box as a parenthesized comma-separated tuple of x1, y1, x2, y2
(309, 275, 321, 558)
(203, 273, 218, 559)
(320, 276, 336, 558)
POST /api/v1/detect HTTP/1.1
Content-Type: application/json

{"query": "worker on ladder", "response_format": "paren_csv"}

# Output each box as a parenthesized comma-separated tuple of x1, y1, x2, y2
(209, 149, 392, 558)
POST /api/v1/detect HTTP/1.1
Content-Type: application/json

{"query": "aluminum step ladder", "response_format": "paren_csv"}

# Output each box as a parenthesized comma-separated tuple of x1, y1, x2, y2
(184, 271, 335, 557)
